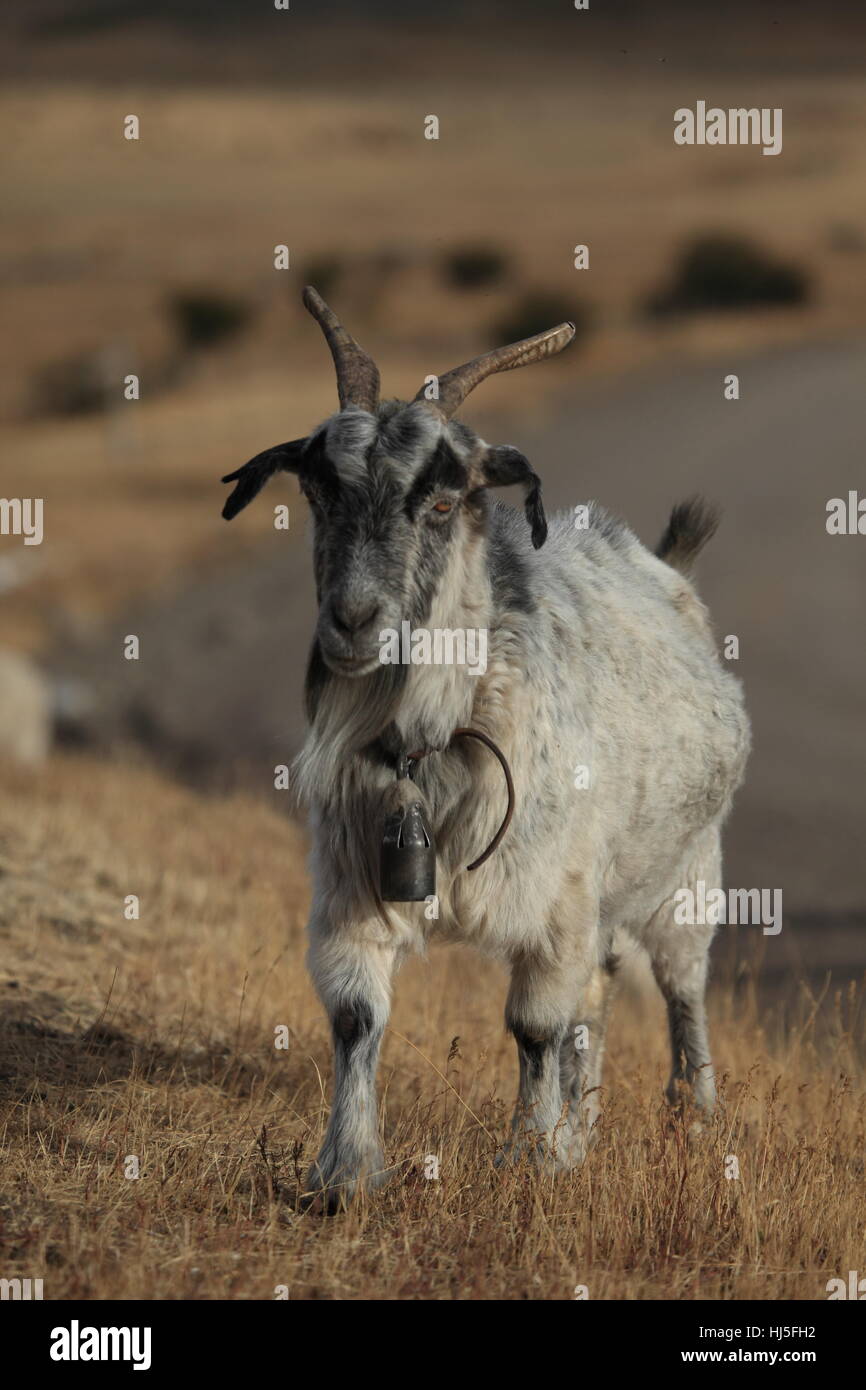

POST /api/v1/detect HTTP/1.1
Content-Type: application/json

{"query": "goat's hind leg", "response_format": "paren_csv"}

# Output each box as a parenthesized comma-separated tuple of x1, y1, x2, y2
(502, 883, 609, 1173)
(644, 832, 720, 1114)
(502, 953, 574, 1172)
(559, 949, 621, 1164)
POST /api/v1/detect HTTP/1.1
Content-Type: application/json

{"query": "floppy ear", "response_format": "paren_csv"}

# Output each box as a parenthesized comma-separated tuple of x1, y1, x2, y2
(481, 445, 547, 548)
(220, 438, 307, 520)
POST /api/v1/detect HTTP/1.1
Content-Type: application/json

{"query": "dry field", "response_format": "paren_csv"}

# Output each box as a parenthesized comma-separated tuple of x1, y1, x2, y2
(2, 9, 865, 1305)
(3, 42, 866, 654)
(0, 753, 862, 1301)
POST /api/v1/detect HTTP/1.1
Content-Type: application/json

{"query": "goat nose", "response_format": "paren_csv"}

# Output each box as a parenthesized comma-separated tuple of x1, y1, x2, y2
(331, 599, 381, 636)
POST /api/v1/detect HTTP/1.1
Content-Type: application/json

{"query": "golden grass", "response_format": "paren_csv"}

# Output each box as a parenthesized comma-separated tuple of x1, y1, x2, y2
(0, 753, 863, 1300)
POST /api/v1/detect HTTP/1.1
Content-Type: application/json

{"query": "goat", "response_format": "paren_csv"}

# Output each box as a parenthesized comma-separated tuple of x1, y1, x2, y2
(221, 288, 750, 1210)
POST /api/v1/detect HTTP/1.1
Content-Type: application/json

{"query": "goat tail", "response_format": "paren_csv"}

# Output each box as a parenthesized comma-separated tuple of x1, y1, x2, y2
(655, 496, 720, 576)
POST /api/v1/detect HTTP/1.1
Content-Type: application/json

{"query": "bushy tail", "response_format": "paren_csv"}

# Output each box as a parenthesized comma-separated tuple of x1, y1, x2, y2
(655, 496, 720, 576)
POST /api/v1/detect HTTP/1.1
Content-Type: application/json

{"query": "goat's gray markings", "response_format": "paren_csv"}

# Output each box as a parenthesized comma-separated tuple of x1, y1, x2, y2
(221, 288, 750, 1206)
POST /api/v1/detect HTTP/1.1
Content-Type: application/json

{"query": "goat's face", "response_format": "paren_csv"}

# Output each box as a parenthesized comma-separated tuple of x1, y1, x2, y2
(222, 401, 548, 679)
(304, 404, 481, 677)
(222, 287, 572, 677)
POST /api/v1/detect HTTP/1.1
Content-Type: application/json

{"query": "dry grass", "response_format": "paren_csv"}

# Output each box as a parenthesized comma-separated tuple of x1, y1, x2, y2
(0, 753, 863, 1300)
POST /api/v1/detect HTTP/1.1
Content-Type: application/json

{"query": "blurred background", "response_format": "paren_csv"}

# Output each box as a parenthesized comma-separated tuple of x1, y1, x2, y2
(1, 0, 865, 998)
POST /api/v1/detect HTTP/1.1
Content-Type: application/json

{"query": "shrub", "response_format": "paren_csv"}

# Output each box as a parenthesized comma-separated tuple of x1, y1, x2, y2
(32, 354, 109, 417)
(299, 257, 344, 302)
(646, 234, 809, 317)
(492, 291, 590, 349)
(169, 290, 252, 349)
(442, 244, 510, 291)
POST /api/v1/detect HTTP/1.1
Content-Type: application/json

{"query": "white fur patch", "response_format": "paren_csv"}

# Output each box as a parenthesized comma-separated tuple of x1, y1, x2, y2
(321, 408, 379, 481)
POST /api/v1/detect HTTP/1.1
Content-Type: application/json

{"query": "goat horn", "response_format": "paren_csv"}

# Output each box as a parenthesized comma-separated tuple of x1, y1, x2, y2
(303, 285, 380, 413)
(416, 320, 576, 420)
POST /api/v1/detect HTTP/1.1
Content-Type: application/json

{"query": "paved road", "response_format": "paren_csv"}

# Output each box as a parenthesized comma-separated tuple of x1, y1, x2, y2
(522, 338, 866, 922)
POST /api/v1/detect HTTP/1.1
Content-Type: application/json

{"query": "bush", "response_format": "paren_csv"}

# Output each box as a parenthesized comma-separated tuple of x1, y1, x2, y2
(300, 257, 344, 302)
(442, 244, 510, 291)
(169, 290, 252, 349)
(646, 234, 809, 317)
(32, 354, 110, 417)
(492, 292, 590, 349)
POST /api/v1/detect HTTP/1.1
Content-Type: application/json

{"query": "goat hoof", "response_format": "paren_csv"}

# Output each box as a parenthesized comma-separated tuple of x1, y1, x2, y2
(301, 1149, 388, 1213)
(495, 1134, 583, 1175)
(300, 1185, 351, 1216)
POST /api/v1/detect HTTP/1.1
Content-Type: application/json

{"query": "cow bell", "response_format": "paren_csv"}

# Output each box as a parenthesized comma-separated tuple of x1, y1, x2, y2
(379, 758, 436, 902)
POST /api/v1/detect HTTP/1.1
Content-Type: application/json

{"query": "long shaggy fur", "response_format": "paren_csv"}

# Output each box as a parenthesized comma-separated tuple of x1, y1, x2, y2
(224, 397, 750, 1207)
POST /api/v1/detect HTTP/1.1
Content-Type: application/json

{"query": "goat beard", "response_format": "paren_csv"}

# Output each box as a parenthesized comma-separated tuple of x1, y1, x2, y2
(292, 655, 409, 808)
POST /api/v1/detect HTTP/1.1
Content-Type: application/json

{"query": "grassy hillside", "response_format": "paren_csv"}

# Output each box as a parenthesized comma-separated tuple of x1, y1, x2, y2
(0, 754, 862, 1299)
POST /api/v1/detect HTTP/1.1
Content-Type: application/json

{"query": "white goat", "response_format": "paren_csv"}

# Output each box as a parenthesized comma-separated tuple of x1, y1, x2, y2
(221, 289, 750, 1209)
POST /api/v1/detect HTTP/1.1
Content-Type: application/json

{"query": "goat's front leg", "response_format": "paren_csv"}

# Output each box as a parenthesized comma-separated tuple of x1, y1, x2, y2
(304, 929, 396, 1212)
(504, 952, 579, 1173)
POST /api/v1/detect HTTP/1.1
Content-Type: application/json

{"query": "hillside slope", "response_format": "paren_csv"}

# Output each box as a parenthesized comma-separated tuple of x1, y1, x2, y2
(0, 755, 863, 1299)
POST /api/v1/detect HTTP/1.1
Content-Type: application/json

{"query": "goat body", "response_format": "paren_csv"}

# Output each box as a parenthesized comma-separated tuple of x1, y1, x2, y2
(222, 292, 750, 1208)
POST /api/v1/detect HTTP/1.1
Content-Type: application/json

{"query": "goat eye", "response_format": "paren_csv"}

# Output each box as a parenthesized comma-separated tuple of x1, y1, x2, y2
(431, 500, 453, 514)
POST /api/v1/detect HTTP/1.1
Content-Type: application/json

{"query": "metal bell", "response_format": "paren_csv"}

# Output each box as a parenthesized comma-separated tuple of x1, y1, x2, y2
(379, 760, 436, 902)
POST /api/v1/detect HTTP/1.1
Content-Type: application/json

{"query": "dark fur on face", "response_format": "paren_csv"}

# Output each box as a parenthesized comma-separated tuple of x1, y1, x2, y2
(221, 399, 547, 678)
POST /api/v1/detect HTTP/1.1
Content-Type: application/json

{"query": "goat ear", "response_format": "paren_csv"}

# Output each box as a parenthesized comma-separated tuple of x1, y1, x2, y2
(481, 445, 548, 549)
(221, 438, 307, 520)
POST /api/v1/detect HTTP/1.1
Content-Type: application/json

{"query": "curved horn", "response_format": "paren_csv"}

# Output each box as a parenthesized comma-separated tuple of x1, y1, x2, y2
(416, 320, 575, 420)
(303, 285, 380, 413)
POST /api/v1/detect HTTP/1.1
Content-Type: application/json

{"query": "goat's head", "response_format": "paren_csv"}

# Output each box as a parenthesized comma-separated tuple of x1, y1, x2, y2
(221, 288, 575, 677)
